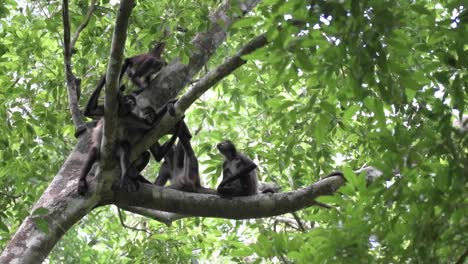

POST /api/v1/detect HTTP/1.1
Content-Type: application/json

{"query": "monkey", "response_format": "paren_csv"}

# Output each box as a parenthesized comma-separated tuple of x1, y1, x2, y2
(76, 78, 180, 195)
(216, 140, 259, 197)
(120, 42, 167, 93)
(82, 42, 166, 108)
(154, 134, 216, 194)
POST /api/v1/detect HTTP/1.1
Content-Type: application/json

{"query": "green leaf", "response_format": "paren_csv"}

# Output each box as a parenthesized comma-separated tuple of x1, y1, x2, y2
(0, 221, 9, 232)
(32, 207, 49, 216)
(32, 217, 49, 234)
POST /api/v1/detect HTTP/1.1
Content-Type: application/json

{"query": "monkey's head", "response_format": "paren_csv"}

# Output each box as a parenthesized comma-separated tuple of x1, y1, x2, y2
(217, 140, 237, 159)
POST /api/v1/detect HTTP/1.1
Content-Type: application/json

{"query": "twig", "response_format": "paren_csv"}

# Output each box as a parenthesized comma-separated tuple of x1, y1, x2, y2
(456, 247, 468, 264)
(61, 0, 84, 128)
(273, 218, 301, 232)
(291, 212, 306, 232)
(279, 254, 290, 264)
(9, 78, 20, 89)
(176, 34, 268, 113)
(119, 205, 186, 226)
(188, 78, 200, 84)
(0, 191, 20, 199)
(70, 0, 97, 51)
(117, 207, 150, 234)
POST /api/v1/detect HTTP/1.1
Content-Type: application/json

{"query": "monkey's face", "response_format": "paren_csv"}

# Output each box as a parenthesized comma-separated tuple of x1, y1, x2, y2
(217, 140, 236, 159)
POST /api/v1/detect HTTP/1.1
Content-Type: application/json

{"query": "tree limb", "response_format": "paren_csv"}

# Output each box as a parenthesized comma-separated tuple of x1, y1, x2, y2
(70, 0, 97, 51)
(117, 207, 150, 233)
(62, 0, 84, 128)
(113, 175, 345, 219)
(119, 205, 186, 226)
(176, 34, 267, 113)
(101, 0, 134, 165)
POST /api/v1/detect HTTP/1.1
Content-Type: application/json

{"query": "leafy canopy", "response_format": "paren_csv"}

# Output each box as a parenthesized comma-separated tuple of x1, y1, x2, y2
(0, 0, 466, 263)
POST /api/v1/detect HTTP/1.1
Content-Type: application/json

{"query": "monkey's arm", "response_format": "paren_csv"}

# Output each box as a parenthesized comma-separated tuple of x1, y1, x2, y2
(220, 158, 257, 187)
(149, 134, 177, 162)
(154, 162, 171, 186)
(83, 75, 105, 118)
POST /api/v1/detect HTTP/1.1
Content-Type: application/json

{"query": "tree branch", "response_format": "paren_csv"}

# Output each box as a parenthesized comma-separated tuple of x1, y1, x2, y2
(62, 0, 84, 128)
(119, 205, 186, 226)
(176, 34, 267, 113)
(117, 207, 150, 233)
(101, 0, 134, 165)
(113, 175, 345, 219)
(70, 0, 97, 51)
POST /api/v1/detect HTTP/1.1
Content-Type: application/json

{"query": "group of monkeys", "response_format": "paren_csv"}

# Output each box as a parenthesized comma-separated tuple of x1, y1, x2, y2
(75, 43, 271, 198)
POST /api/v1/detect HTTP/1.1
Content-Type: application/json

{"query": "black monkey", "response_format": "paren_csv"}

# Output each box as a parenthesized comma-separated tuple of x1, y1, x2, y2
(86, 42, 166, 103)
(216, 140, 258, 197)
(76, 80, 177, 195)
(121, 42, 167, 93)
(155, 136, 216, 194)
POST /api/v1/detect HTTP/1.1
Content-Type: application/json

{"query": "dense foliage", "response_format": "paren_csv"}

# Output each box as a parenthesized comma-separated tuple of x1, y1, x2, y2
(0, 0, 466, 262)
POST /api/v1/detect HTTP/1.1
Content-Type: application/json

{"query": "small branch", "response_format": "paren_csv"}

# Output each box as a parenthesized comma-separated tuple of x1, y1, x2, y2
(456, 247, 468, 264)
(113, 175, 345, 219)
(176, 34, 267, 113)
(62, 0, 84, 128)
(118, 205, 186, 226)
(0, 191, 20, 199)
(274, 217, 303, 231)
(116, 206, 150, 234)
(291, 212, 306, 232)
(70, 0, 97, 51)
(101, 0, 134, 163)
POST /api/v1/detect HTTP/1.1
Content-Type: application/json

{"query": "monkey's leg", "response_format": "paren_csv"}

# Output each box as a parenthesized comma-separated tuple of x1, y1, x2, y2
(154, 162, 171, 186)
(83, 76, 105, 118)
(149, 121, 181, 162)
(131, 151, 152, 184)
(217, 181, 245, 197)
(77, 146, 100, 195)
(118, 141, 139, 192)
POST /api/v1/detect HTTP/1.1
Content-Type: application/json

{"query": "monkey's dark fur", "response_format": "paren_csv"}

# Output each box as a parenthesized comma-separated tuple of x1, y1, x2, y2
(216, 140, 259, 197)
(154, 136, 216, 194)
(76, 78, 182, 195)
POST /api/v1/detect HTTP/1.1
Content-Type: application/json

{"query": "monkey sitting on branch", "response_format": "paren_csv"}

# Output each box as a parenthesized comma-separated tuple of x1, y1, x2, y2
(216, 140, 344, 199)
(216, 140, 260, 197)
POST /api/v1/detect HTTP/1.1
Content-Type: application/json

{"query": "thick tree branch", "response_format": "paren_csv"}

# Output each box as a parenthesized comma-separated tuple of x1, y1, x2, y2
(62, 0, 84, 128)
(133, 33, 267, 158)
(119, 205, 186, 226)
(70, 0, 97, 51)
(113, 175, 345, 219)
(101, 0, 134, 165)
(176, 34, 267, 113)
